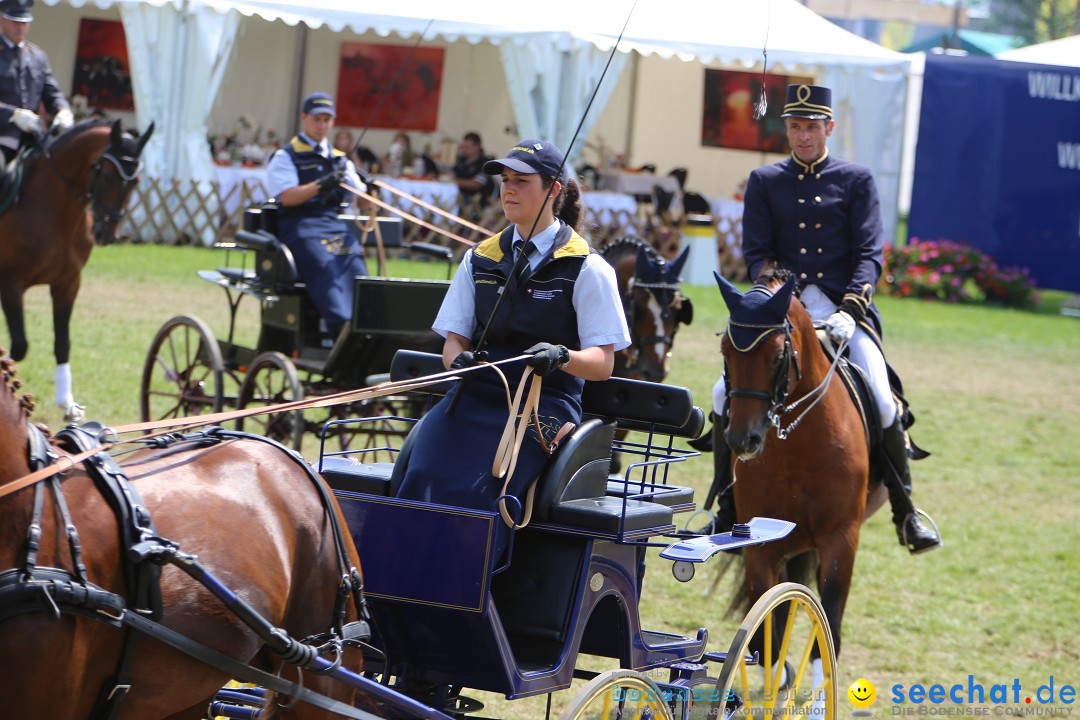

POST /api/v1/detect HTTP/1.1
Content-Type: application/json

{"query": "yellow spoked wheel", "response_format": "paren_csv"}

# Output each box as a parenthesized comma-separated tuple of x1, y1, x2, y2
(561, 669, 675, 720)
(711, 583, 837, 720)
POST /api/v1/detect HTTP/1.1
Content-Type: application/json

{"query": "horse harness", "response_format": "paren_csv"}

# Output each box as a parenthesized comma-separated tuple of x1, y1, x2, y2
(41, 136, 141, 227)
(0, 422, 372, 720)
(725, 315, 807, 438)
(619, 277, 688, 375)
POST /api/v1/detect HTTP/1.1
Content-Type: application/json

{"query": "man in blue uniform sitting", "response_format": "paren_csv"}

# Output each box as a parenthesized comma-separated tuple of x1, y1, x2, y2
(708, 84, 942, 554)
(0, 0, 73, 163)
(267, 92, 367, 337)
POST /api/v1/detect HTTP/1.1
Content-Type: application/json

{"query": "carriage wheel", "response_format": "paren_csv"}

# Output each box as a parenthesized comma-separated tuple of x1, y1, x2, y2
(710, 583, 837, 720)
(141, 314, 224, 422)
(237, 351, 305, 451)
(560, 669, 675, 720)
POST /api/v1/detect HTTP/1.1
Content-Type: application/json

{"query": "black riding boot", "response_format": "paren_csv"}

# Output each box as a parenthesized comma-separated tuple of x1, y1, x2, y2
(882, 421, 941, 554)
(700, 414, 736, 534)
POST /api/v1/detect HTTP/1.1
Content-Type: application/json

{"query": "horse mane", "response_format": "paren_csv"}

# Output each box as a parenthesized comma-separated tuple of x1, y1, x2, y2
(43, 117, 115, 155)
(754, 266, 794, 290)
(598, 236, 660, 263)
(0, 351, 36, 420)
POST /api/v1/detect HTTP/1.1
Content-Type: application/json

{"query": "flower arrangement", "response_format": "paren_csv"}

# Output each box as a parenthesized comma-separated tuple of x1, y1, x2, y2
(880, 238, 1038, 309)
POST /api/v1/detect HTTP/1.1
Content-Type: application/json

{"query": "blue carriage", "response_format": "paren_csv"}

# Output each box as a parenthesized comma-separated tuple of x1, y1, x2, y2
(271, 350, 840, 720)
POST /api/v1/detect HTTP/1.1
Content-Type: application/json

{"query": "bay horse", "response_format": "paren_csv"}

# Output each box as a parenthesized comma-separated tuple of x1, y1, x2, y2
(714, 271, 886, 671)
(0, 351, 365, 719)
(600, 237, 693, 384)
(0, 118, 152, 421)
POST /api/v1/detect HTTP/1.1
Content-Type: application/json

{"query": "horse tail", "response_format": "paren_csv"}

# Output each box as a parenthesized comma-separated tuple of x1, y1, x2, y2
(712, 549, 819, 618)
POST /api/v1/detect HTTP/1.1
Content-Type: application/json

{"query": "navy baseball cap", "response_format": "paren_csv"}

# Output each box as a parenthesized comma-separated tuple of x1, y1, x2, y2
(0, 0, 33, 22)
(483, 139, 566, 181)
(780, 84, 833, 120)
(302, 92, 336, 117)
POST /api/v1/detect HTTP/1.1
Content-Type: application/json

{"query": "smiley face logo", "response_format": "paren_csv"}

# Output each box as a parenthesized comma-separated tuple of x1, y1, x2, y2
(848, 678, 876, 709)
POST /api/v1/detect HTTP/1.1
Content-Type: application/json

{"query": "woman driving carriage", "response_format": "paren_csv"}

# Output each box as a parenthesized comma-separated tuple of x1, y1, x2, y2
(395, 139, 630, 558)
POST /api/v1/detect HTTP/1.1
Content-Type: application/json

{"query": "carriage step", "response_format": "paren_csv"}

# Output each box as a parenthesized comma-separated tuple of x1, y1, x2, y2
(548, 496, 673, 534)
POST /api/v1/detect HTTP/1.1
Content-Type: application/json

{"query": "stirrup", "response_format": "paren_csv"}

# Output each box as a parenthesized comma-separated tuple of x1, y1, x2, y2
(900, 508, 943, 555)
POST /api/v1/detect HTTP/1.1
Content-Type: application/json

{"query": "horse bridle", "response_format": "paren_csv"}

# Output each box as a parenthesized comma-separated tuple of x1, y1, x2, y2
(726, 318, 800, 432)
(624, 277, 683, 352)
(88, 150, 143, 227)
(42, 141, 141, 227)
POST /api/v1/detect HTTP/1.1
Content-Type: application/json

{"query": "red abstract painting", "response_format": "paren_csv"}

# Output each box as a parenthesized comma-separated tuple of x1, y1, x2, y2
(701, 69, 811, 153)
(71, 19, 134, 112)
(335, 43, 444, 130)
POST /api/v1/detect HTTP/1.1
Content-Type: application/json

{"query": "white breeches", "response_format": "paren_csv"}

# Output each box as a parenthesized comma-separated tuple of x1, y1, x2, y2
(713, 285, 897, 429)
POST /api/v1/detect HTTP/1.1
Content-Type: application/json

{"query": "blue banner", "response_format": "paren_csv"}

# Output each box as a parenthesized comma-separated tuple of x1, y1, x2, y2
(909, 54, 1080, 292)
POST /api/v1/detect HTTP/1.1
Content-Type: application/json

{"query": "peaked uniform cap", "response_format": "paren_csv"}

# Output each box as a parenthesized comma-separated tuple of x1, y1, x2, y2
(780, 84, 833, 120)
(0, 0, 33, 22)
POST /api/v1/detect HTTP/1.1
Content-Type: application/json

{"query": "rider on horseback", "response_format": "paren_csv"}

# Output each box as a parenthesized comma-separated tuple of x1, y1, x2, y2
(706, 84, 941, 554)
(0, 0, 73, 164)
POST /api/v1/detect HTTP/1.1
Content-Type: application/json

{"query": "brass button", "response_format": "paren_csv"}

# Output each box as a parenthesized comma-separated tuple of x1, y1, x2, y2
(798, 198, 805, 204)
(817, 248, 823, 253)
(800, 248, 807, 254)
(799, 222, 806, 229)
(814, 196, 821, 202)
(800, 272, 808, 279)
(816, 173, 822, 179)
(798, 174, 805, 180)
(815, 223, 822, 229)
(817, 272, 824, 279)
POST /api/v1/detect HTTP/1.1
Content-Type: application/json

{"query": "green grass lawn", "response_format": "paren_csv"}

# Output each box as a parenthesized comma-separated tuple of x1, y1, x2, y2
(9, 244, 1079, 715)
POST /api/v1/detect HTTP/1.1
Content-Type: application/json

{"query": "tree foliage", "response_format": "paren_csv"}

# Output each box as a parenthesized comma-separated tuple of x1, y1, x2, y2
(979, 0, 1079, 44)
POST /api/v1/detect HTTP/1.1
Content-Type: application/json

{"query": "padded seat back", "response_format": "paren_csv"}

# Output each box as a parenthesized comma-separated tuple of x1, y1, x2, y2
(532, 418, 616, 522)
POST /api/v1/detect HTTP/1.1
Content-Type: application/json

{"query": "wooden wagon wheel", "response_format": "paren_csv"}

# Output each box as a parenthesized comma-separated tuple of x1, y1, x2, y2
(236, 351, 305, 451)
(141, 314, 225, 422)
(561, 669, 675, 720)
(710, 583, 837, 720)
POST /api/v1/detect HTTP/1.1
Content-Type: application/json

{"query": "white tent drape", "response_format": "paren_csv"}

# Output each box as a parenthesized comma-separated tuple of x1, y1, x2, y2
(121, 1, 239, 182)
(500, 34, 628, 161)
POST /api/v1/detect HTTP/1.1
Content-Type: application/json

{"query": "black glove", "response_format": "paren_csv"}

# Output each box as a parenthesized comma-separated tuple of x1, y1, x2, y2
(525, 343, 570, 377)
(450, 351, 479, 371)
(316, 168, 345, 195)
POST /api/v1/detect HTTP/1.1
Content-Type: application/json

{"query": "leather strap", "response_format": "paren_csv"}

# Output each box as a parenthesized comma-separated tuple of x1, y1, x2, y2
(492, 368, 543, 530)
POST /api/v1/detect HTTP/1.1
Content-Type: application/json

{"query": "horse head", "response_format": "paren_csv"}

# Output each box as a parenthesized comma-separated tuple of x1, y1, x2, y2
(608, 238, 693, 383)
(715, 271, 804, 459)
(89, 120, 153, 245)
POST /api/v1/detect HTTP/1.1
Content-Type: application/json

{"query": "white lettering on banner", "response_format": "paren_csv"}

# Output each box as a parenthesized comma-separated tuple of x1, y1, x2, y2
(1059, 143, 1080, 170)
(1027, 72, 1080, 101)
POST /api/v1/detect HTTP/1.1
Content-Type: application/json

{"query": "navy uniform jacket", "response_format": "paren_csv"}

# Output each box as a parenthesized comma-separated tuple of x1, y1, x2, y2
(742, 149, 884, 337)
(0, 40, 70, 154)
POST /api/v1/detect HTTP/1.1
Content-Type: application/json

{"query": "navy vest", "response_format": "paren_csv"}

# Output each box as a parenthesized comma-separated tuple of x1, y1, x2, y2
(277, 136, 348, 241)
(470, 223, 590, 399)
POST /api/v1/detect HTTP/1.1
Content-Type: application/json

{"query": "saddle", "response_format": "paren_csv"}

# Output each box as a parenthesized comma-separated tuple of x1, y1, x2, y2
(0, 145, 35, 216)
(817, 330, 929, 480)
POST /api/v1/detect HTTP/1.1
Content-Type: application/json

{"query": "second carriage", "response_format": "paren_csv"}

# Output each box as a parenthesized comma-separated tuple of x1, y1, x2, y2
(139, 204, 454, 451)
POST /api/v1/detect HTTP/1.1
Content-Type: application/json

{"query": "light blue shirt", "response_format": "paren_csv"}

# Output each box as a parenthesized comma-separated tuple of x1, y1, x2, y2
(265, 132, 364, 198)
(433, 220, 631, 352)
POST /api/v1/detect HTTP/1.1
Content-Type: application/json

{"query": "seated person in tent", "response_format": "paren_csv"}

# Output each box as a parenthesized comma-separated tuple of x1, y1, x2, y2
(266, 92, 367, 337)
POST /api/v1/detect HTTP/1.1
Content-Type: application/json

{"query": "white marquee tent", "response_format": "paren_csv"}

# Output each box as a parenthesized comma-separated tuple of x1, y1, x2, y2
(997, 33, 1080, 67)
(42, 0, 911, 237)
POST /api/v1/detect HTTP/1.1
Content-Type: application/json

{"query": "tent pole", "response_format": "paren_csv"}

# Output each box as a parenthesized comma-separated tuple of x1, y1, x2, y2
(623, 50, 639, 165)
(289, 24, 309, 138)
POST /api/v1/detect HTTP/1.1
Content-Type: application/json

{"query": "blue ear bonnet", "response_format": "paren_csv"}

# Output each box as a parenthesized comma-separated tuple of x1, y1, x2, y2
(727, 287, 788, 351)
(714, 271, 794, 352)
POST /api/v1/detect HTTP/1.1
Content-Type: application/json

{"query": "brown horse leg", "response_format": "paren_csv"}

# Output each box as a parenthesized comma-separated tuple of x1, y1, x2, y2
(51, 281, 78, 365)
(815, 528, 860, 656)
(0, 281, 28, 360)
